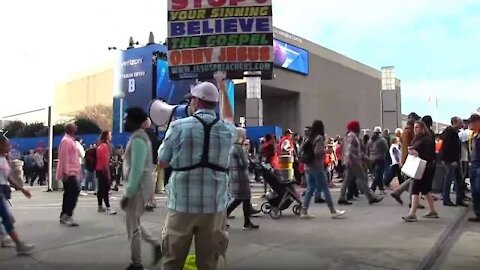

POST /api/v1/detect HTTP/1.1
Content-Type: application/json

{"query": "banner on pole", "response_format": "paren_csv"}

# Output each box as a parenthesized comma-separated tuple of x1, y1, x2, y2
(167, 0, 273, 80)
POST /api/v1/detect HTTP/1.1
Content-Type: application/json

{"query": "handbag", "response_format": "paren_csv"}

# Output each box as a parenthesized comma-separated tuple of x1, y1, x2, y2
(401, 155, 427, 180)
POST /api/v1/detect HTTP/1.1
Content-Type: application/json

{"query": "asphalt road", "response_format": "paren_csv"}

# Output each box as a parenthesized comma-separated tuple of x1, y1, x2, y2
(0, 181, 478, 270)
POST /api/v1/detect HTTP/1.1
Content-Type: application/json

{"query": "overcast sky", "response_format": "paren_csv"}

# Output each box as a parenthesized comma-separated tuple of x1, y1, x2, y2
(1, 0, 479, 123)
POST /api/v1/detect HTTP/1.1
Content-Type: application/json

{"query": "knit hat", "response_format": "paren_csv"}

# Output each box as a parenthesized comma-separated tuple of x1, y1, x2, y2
(347, 120, 360, 132)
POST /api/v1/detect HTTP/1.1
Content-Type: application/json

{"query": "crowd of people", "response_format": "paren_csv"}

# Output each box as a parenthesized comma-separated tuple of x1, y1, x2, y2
(0, 71, 479, 270)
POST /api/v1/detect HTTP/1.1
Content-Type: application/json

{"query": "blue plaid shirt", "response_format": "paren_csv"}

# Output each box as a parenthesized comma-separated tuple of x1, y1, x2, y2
(158, 109, 236, 214)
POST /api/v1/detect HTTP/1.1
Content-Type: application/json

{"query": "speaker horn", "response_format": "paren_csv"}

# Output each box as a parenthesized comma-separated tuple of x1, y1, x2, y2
(148, 99, 190, 127)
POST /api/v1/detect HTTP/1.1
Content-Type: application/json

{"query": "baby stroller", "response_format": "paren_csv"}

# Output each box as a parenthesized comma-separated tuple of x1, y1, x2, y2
(258, 163, 303, 219)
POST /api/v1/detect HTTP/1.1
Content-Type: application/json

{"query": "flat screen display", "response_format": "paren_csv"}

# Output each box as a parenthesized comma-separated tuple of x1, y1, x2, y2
(273, 39, 309, 75)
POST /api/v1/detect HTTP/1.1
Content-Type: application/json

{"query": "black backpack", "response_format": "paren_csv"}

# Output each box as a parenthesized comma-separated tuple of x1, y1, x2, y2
(299, 140, 315, 165)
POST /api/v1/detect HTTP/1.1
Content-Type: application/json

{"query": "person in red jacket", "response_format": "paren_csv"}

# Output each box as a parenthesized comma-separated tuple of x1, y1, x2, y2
(278, 129, 294, 156)
(262, 134, 279, 169)
(96, 131, 116, 215)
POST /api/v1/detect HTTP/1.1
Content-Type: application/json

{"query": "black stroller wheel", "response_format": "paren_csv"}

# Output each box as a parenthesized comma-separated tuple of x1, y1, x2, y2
(270, 207, 282, 219)
(292, 204, 302, 216)
(261, 202, 271, 214)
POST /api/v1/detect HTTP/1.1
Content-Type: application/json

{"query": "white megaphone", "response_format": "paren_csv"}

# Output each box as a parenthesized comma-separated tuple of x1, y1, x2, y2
(148, 99, 191, 127)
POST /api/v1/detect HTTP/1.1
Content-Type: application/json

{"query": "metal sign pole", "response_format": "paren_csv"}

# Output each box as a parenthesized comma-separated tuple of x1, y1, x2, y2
(47, 106, 54, 192)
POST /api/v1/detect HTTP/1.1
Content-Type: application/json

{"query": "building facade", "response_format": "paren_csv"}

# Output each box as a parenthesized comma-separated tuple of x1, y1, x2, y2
(54, 27, 402, 136)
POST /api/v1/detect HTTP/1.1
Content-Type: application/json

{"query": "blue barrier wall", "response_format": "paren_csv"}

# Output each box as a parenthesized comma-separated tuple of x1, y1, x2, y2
(8, 126, 281, 156)
(246, 126, 283, 142)
(9, 133, 133, 155)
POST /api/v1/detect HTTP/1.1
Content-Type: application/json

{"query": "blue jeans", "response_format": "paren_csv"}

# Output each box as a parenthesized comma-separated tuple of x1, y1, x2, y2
(370, 160, 385, 191)
(85, 170, 96, 192)
(0, 194, 13, 234)
(383, 158, 392, 182)
(470, 164, 480, 217)
(443, 163, 465, 204)
(303, 167, 334, 210)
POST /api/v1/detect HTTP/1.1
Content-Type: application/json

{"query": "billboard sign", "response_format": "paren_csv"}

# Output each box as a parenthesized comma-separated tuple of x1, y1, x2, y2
(167, 0, 274, 80)
(112, 43, 235, 133)
(273, 39, 309, 75)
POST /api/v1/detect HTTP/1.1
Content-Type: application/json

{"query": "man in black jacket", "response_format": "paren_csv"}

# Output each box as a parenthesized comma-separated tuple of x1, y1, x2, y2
(440, 117, 468, 207)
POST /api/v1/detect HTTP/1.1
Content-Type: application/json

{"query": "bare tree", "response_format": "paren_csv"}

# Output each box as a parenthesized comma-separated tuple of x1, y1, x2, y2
(75, 105, 113, 131)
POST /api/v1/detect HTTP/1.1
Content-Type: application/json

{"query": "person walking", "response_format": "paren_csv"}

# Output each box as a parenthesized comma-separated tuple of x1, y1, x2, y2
(440, 117, 468, 207)
(158, 73, 234, 270)
(23, 150, 34, 184)
(391, 118, 424, 207)
(226, 127, 259, 230)
(301, 120, 345, 219)
(0, 134, 35, 254)
(338, 121, 383, 205)
(383, 137, 404, 187)
(31, 149, 44, 186)
(120, 108, 162, 270)
(143, 120, 161, 212)
(402, 121, 438, 222)
(367, 126, 389, 194)
(261, 133, 279, 196)
(84, 145, 97, 193)
(467, 114, 480, 222)
(96, 131, 116, 215)
(335, 139, 344, 179)
(57, 123, 82, 227)
(75, 138, 87, 196)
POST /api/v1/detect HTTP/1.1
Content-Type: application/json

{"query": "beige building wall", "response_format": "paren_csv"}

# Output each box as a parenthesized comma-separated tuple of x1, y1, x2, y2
(54, 67, 114, 117)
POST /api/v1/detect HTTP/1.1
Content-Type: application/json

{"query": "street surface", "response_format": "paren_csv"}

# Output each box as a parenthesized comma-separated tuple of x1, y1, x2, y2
(0, 180, 478, 270)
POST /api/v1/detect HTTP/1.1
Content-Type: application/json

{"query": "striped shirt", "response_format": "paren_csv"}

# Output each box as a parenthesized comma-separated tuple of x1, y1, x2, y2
(158, 109, 236, 214)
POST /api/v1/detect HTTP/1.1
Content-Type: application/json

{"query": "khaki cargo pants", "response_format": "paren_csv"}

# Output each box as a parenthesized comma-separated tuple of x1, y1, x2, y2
(125, 192, 160, 266)
(162, 210, 228, 270)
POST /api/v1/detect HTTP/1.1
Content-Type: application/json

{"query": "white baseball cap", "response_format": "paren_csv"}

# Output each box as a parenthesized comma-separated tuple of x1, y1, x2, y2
(373, 126, 382, 133)
(189, 82, 219, 103)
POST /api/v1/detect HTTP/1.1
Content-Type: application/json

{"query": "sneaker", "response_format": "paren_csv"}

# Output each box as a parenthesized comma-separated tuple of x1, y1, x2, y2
(338, 200, 353, 205)
(152, 244, 163, 265)
(16, 242, 35, 255)
(80, 191, 88, 197)
(443, 201, 456, 207)
(457, 202, 469, 207)
(314, 198, 326, 204)
(391, 193, 403, 205)
(331, 210, 346, 219)
(422, 212, 439, 219)
(468, 217, 480, 222)
(300, 212, 315, 219)
(64, 216, 79, 227)
(1, 237, 15, 248)
(98, 207, 106, 213)
(250, 208, 261, 215)
(59, 213, 68, 224)
(369, 197, 384, 205)
(106, 208, 117, 215)
(145, 206, 155, 212)
(402, 215, 418, 222)
(243, 223, 260, 230)
(126, 264, 145, 270)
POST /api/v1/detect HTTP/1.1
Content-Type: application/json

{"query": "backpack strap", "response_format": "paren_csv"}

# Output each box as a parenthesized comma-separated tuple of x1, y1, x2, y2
(172, 115, 228, 172)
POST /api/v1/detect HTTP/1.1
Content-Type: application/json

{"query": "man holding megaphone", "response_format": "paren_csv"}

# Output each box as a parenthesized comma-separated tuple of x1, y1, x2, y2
(157, 71, 235, 270)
